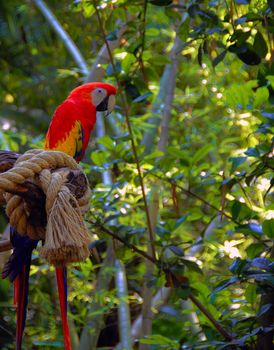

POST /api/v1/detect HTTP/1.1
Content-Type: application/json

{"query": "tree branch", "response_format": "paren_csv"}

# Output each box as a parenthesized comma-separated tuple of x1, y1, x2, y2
(0, 239, 12, 253)
(115, 259, 133, 350)
(189, 294, 233, 341)
(32, 0, 89, 75)
(88, 220, 155, 264)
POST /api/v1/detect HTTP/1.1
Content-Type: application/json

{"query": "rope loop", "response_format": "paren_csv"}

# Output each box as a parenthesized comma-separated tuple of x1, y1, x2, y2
(0, 149, 91, 266)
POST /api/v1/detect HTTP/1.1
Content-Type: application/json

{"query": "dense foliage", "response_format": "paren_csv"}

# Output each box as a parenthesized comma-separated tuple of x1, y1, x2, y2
(0, 0, 273, 349)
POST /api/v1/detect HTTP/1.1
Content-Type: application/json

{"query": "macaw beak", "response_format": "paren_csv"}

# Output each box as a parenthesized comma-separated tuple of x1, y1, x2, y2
(96, 94, 116, 116)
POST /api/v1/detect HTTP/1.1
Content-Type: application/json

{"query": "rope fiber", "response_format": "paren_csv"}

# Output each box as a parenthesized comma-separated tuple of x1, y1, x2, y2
(0, 149, 91, 266)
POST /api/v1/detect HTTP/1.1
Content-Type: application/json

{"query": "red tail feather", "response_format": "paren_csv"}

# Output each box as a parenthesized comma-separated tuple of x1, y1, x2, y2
(14, 275, 20, 307)
(56, 267, 72, 350)
(14, 265, 28, 350)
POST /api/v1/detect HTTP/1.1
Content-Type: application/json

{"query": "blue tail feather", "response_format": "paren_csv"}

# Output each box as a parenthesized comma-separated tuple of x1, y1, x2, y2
(2, 227, 38, 281)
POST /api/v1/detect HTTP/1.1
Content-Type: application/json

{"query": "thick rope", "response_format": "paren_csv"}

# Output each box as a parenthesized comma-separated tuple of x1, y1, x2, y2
(0, 149, 91, 266)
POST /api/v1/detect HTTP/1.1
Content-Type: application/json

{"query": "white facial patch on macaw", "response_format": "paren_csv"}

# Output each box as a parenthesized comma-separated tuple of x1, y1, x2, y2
(91, 88, 107, 107)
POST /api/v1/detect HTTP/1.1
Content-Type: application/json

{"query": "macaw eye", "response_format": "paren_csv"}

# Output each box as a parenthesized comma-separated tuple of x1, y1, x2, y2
(95, 88, 105, 94)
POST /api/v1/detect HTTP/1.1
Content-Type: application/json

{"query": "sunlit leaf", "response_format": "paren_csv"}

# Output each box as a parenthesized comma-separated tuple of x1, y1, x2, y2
(262, 219, 274, 238)
(254, 87, 269, 108)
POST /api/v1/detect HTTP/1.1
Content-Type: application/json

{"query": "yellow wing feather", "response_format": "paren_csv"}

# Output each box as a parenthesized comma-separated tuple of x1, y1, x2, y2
(45, 120, 83, 159)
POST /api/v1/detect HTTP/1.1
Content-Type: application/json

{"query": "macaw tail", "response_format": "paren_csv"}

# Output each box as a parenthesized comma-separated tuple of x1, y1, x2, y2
(13, 264, 30, 350)
(2, 227, 38, 350)
(55, 267, 72, 350)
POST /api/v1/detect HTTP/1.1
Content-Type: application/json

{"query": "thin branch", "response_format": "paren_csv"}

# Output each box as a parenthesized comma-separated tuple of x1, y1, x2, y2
(0, 239, 12, 253)
(32, 0, 89, 75)
(88, 220, 155, 264)
(85, 22, 128, 83)
(140, 0, 148, 58)
(92, 0, 156, 260)
(189, 294, 233, 341)
(150, 172, 239, 224)
(138, 0, 148, 83)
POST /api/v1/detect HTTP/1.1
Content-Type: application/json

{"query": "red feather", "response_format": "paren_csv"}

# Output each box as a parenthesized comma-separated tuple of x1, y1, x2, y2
(45, 99, 96, 160)
(56, 267, 72, 350)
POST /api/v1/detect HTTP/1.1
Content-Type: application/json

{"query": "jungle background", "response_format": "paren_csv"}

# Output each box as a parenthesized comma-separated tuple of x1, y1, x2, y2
(0, 0, 273, 349)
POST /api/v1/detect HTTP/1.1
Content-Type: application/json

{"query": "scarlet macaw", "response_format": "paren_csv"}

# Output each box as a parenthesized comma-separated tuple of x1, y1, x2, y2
(2, 82, 117, 350)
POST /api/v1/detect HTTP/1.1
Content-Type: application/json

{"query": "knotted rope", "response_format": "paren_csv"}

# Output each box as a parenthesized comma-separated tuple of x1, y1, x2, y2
(0, 149, 91, 266)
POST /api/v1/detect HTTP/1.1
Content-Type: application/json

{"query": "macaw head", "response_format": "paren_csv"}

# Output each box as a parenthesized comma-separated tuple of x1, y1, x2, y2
(69, 82, 117, 115)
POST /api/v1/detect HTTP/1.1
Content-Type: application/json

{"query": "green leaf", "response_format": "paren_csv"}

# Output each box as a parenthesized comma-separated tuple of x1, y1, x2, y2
(262, 219, 274, 238)
(235, 224, 263, 237)
(133, 91, 153, 103)
(82, 2, 95, 17)
(257, 304, 273, 318)
(178, 18, 190, 42)
(246, 243, 264, 258)
(140, 334, 178, 346)
(174, 215, 188, 229)
(231, 43, 261, 65)
(167, 146, 190, 163)
(225, 81, 257, 108)
(245, 284, 257, 304)
(112, 132, 131, 142)
(149, 54, 171, 66)
(121, 52, 136, 73)
(106, 30, 118, 41)
(91, 150, 108, 166)
(177, 285, 192, 299)
(251, 257, 271, 270)
(143, 150, 164, 161)
(212, 276, 239, 294)
(253, 87, 269, 108)
(97, 136, 115, 150)
(146, 27, 160, 36)
(212, 50, 227, 67)
(229, 156, 247, 172)
(253, 31, 268, 59)
(245, 147, 261, 157)
(231, 201, 254, 221)
(192, 144, 213, 164)
(181, 258, 203, 274)
(266, 75, 274, 90)
(168, 245, 184, 256)
(229, 258, 249, 275)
